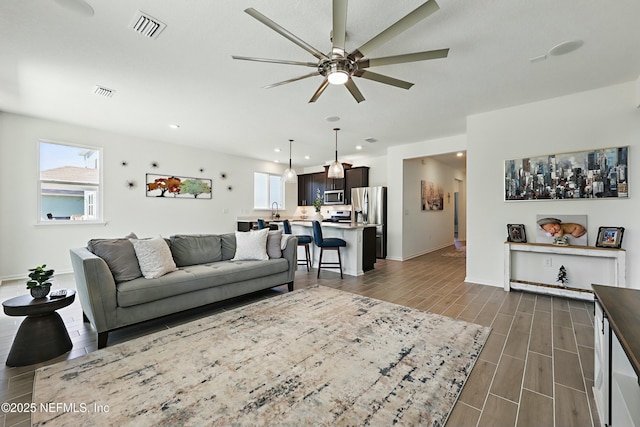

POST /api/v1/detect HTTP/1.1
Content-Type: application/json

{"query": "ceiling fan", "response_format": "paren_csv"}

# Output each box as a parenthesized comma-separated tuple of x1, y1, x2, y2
(232, 0, 449, 103)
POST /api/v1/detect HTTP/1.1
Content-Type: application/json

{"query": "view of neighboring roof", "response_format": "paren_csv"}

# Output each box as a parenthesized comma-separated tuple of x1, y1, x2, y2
(40, 166, 99, 184)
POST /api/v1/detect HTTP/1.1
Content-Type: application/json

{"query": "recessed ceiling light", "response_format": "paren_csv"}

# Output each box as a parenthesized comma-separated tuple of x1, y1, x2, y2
(456, 152, 463, 157)
(274, 148, 281, 153)
(355, 145, 362, 150)
(325, 116, 341, 122)
(548, 40, 584, 56)
(168, 124, 180, 129)
(304, 155, 310, 160)
(274, 160, 280, 163)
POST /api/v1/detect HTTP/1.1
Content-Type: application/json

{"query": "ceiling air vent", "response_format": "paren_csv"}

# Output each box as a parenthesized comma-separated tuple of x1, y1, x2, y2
(129, 11, 166, 39)
(93, 85, 115, 98)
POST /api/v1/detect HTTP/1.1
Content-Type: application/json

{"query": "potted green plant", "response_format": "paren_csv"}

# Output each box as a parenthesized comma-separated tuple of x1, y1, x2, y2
(312, 189, 323, 220)
(27, 264, 54, 298)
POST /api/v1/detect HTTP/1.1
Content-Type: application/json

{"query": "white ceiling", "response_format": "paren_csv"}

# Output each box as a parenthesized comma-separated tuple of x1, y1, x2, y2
(1, 0, 639, 168)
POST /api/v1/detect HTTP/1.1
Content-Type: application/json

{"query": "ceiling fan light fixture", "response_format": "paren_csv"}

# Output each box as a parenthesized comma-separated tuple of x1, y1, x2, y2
(328, 70, 349, 85)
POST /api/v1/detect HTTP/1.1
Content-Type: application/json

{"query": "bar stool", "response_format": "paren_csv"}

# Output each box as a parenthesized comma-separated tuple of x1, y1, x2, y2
(256, 219, 266, 229)
(282, 219, 312, 271)
(311, 220, 346, 279)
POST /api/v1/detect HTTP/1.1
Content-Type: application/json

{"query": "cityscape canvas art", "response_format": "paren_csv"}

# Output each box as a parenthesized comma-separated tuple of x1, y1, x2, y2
(505, 146, 628, 200)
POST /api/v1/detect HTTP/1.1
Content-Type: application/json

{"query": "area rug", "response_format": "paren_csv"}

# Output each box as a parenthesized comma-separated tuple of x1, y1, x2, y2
(33, 286, 490, 426)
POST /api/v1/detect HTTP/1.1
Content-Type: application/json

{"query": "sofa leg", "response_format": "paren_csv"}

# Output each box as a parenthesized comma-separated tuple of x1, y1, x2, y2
(97, 332, 109, 349)
(287, 282, 294, 292)
(82, 311, 90, 323)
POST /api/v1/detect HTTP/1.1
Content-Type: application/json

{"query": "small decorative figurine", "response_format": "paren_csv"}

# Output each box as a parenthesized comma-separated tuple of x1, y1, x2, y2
(552, 235, 569, 246)
(557, 265, 568, 287)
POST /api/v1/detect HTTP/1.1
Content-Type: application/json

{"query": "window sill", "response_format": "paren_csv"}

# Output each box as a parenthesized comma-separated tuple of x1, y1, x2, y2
(35, 220, 106, 226)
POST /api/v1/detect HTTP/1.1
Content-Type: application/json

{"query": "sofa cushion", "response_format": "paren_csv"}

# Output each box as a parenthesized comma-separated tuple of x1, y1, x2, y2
(220, 233, 236, 261)
(232, 229, 269, 261)
(130, 236, 177, 279)
(116, 258, 289, 307)
(169, 234, 222, 267)
(87, 233, 141, 283)
(267, 230, 282, 259)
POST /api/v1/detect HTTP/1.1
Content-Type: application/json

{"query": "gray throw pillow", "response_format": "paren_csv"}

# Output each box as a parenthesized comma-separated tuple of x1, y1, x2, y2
(88, 233, 142, 283)
(169, 234, 222, 267)
(267, 230, 283, 259)
(220, 233, 236, 261)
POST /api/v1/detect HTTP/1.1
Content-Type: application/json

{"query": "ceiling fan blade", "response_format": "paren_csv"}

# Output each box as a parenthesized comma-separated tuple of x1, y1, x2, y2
(350, 0, 440, 60)
(245, 8, 329, 61)
(308, 79, 330, 103)
(232, 55, 318, 67)
(345, 79, 365, 103)
(359, 48, 449, 68)
(264, 72, 320, 89)
(354, 70, 414, 90)
(332, 0, 348, 54)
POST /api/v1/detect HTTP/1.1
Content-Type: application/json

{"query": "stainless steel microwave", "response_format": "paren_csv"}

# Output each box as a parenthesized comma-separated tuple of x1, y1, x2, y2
(324, 190, 344, 205)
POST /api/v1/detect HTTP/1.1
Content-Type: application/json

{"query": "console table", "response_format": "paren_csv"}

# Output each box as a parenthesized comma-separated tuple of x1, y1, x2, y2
(504, 242, 626, 300)
(2, 290, 75, 366)
(592, 285, 640, 427)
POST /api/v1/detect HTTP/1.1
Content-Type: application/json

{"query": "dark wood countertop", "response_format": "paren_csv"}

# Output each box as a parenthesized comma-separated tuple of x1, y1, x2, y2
(592, 284, 640, 380)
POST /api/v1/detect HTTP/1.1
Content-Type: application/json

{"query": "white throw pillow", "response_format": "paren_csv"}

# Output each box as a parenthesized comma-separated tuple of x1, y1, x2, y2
(232, 229, 269, 261)
(130, 236, 177, 279)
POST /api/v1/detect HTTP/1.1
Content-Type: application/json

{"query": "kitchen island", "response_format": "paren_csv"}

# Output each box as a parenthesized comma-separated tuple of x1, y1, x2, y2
(286, 221, 377, 277)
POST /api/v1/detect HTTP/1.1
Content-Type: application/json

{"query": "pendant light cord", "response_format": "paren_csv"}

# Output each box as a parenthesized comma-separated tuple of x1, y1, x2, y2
(289, 139, 293, 168)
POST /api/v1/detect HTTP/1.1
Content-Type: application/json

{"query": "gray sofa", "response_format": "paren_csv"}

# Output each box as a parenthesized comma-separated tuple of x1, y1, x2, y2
(70, 232, 297, 348)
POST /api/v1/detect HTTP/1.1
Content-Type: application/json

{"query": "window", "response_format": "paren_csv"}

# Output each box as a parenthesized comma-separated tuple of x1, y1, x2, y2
(253, 172, 284, 210)
(38, 140, 102, 223)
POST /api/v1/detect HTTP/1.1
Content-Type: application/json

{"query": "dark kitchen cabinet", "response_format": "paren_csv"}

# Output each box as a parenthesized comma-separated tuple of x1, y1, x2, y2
(297, 174, 310, 206)
(344, 166, 369, 205)
(297, 172, 326, 206)
(362, 226, 376, 271)
(310, 172, 326, 203)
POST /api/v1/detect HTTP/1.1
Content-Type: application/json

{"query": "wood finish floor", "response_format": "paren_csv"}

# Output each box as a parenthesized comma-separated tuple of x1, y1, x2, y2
(0, 245, 598, 427)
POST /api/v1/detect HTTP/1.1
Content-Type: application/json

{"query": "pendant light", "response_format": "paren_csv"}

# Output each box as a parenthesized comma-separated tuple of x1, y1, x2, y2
(327, 128, 344, 179)
(282, 139, 298, 183)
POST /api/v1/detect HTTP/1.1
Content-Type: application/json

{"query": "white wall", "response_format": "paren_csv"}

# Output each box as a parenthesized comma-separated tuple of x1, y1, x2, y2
(467, 82, 640, 289)
(0, 112, 293, 280)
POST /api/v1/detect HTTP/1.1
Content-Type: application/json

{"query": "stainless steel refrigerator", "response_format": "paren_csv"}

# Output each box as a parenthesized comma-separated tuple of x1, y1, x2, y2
(351, 186, 387, 258)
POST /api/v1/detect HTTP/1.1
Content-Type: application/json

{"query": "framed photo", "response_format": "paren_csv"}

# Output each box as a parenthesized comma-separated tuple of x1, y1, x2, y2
(595, 226, 625, 249)
(536, 214, 587, 246)
(507, 224, 527, 243)
(146, 173, 212, 199)
(421, 180, 444, 211)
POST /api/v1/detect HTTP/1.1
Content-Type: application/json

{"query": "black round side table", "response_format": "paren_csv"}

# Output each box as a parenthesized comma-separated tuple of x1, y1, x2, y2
(2, 290, 76, 366)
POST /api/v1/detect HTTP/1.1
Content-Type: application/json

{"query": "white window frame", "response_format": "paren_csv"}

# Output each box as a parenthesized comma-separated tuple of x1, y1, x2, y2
(37, 139, 103, 225)
(253, 172, 285, 210)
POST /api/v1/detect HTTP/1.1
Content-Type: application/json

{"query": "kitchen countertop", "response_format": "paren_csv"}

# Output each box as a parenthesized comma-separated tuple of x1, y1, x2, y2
(592, 284, 640, 380)
(288, 220, 378, 229)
